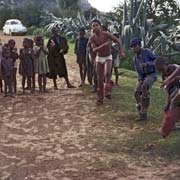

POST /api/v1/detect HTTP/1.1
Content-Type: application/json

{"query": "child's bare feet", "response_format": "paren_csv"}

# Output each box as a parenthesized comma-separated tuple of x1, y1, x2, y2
(67, 84, 76, 88)
(96, 100, 103, 106)
(54, 86, 58, 90)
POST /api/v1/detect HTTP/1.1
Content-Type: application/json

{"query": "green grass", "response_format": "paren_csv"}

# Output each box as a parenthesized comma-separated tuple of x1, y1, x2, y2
(84, 68, 180, 164)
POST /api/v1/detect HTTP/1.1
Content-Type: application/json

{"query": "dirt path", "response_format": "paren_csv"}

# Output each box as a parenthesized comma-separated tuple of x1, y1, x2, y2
(0, 34, 180, 180)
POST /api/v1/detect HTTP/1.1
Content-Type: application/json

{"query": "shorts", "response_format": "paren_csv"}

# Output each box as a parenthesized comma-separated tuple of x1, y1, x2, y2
(96, 55, 112, 64)
(135, 74, 157, 92)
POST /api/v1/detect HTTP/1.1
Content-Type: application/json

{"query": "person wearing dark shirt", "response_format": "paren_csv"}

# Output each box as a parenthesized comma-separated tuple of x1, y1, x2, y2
(47, 27, 75, 89)
(131, 38, 157, 121)
(74, 28, 88, 87)
(8, 39, 19, 94)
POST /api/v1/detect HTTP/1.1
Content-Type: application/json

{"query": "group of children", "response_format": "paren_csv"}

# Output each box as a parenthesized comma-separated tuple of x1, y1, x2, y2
(0, 36, 49, 97)
(0, 19, 179, 138)
(74, 20, 179, 138)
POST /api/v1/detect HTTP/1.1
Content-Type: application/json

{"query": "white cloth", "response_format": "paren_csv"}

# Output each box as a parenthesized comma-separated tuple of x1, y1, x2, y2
(96, 54, 112, 64)
(113, 56, 120, 67)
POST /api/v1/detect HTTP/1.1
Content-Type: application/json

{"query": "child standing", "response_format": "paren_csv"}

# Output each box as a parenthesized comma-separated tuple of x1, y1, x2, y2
(155, 57, 180, 138)
(74, 28, 88, 87)
(19, 38, 34, 93)
(1, 44, 14, 97)
(34, 36, 49, 93)
(0, 39, 3, 93)
(8, 39, 19, 94)
(111, 33, 121, 86)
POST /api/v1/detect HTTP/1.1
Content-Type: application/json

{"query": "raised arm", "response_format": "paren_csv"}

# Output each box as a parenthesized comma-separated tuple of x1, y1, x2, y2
(107, 32, 125, 58)
(162, 66, 180, 87)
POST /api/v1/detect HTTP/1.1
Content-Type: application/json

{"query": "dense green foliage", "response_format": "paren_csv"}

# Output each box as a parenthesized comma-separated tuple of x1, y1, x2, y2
(56, 0, 80, 17)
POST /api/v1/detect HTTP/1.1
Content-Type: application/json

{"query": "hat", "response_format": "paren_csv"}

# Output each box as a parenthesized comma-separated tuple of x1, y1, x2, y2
(130, 38, 141, 47)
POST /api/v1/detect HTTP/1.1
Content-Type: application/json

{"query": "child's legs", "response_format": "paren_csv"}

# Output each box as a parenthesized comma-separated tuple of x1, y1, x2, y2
(38, 74, 43, 90)
(160, 109, 179, 138)
(104, 60, 113, 96)
(140, 76, 156, 114)
(3, 77, 8, 95)
(114, 67, 119, 84)
(22, 76, 26, 91)
(79, 63, 83, 83)
(53, 77, 57, 88)
(8, 74, 13, 94)
(93, 63, 97, 88)
(82, 62, 87, 83)
(27, 76, 32, 91)
(13, 68, 17, 93)
(0, 79, 3, 92)
(96, 62, 104, 102)
(42, 75, 47, 90)
(32, 74, 35, 90)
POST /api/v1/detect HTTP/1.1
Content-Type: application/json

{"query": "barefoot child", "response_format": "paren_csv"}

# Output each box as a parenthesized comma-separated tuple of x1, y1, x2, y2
(19, 38, 34, 93)
(90, 19, 125, 105)
(1, 44, 14, 97)
(0, 39, 3, 93)
(75, 28, 88, 87)
(111, 33, 121, 86)
(34, 36, 49, 93)
(8, 39, 19, 94)
(155, 57, 180, 138)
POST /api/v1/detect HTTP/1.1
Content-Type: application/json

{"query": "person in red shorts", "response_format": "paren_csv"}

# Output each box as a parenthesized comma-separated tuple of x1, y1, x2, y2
(155, 56, 180, 138)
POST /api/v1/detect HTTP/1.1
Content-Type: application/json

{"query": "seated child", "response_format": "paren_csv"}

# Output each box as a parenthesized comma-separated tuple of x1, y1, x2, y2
(155, 57, 180, 138)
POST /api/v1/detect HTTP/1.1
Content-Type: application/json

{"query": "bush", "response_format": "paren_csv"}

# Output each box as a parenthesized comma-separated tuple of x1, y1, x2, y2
(120, 51, 134, 71)
(32, 28, 44, 36)
(27, 26, 37, 35)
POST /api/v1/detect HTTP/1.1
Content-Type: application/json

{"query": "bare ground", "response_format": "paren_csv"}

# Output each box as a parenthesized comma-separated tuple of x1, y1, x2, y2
(0, 34, 180, 180)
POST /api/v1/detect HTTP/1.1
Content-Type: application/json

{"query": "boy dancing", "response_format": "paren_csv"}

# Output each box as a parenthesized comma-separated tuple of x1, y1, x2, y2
(155, 57, 180, 138)
(130, 38, 157, 121)
(90, 20, 125, 105)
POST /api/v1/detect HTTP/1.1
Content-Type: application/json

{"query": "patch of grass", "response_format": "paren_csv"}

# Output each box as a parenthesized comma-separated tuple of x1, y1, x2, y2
(85, 68, 180, 163)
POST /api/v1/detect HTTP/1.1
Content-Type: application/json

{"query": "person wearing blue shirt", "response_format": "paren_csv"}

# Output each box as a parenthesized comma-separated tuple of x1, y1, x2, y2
(130, 38, 157, 121)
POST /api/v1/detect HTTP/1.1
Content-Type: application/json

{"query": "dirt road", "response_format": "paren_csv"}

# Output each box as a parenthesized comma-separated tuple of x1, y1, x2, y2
(0, 34, 180, 180)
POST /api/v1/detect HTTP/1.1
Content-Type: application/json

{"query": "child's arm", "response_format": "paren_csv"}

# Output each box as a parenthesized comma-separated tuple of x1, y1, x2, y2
(34, 47, 41, 58)
(162, 66, 180, 87)
(90, 39, 111, 53)
(107, 32, 126, 58)
(42, 46, 48, 55)
(19, 49, 24, 60)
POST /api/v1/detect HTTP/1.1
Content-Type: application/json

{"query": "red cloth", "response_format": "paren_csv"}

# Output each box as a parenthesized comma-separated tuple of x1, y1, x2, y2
(160, 109, 180, 138)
